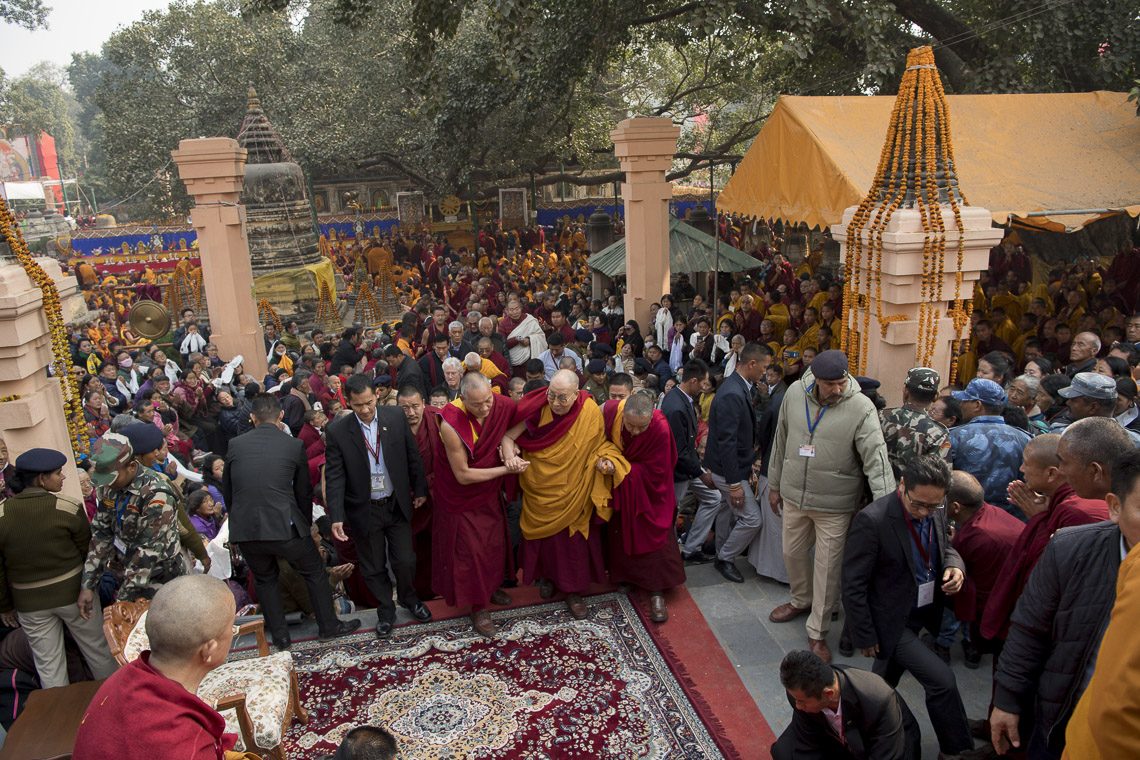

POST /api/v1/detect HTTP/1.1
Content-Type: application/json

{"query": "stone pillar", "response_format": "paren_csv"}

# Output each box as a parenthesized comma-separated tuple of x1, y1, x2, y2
(832, 205, 1002, 406)
(0, 249, 87, 500)
(171, 138, 268, 380)
(611, 118, 679, 333)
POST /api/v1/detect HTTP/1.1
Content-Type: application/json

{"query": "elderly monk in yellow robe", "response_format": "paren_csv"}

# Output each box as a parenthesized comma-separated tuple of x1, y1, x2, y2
(501, 369, 622, 619)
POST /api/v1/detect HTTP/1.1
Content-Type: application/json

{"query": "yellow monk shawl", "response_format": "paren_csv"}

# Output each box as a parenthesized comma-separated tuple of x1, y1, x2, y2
(515, 390, 622, 541)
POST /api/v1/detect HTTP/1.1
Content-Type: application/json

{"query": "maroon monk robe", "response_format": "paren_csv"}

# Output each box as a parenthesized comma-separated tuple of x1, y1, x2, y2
(951, 502, 1025, 626)
(412, 407, 441, 600)
(74, 652, 236, 760)
(981, 483, 1109, 640)
(432, 393, 517, 609)
(515, 388, 607, 594)
(602, 401, 686, 592)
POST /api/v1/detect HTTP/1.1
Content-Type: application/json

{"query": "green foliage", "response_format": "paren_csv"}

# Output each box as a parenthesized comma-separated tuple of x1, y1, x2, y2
(0, 62, 78, 172)
(0, 0, 48, 29)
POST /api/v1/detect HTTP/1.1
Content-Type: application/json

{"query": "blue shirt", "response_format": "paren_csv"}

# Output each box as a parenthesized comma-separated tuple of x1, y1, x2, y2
(357, 414, 394, 500)
(907, 514, 938, 585)
(949, 416, 1031, 511)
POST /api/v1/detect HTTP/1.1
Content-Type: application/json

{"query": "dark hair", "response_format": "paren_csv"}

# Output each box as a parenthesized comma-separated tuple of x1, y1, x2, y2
(333, 725, 398, 760)
(1099, 355, 1130, 378)
(779, 650, 835, 699)
(250, 394, 281, 423)
(522, 378, 548, 393)
(1001, 404, 1031, 433)
(396, 383, 424, 401)
(900, 454, 952, 491)
(433, 333, 450, 345)
(740, 342, 774, 364)
(525, 358, 545, 375)
(429, 385, 449, 399)
(201, 454, 224, 490)
(383, 344, 402, 357)
(342, 327, 359, 341)
(345, 374, 372, 399)
(907, 384, 937, 405)
(1110, 448, 1140, 502)
(547, 331, 565, 347)
(980, 351, 1015, 386)
(1041, 374, 1071, 405)
(608, 372, 634, 390)
(681, 359, 709, 383)
(186, 488, 214, 516)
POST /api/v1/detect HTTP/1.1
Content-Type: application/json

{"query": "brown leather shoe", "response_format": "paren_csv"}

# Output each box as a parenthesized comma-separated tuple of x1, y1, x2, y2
(768, 602, 811, 623)
(649, 593, 668, 623)
(471, 610, 497, 638)
(566, 593, 588, 620)
(537, 579, 555, 599)
(490, 588, 512, 606)
(808, 637, 832, 663)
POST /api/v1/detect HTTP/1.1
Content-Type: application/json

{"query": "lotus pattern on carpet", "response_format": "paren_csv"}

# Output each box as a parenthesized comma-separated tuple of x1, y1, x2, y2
(258, 592, 728, 758)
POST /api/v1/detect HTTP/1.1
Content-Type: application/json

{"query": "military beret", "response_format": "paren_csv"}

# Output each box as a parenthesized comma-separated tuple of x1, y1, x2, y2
(812, 350, 849, 381)
(586, 359, 607, 374)
(13, 448, 67, 473)
(90, 434, 134, 486)
(856, 376, 881, 393)
(574, 329, 593, 343)
(122, 423, 164, 456)
(373, 374, 393, 388)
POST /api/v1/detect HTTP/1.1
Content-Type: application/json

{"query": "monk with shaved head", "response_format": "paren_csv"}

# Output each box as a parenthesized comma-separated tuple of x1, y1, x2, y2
(501, 369, 623, 618)
(75, 575, 238, 759)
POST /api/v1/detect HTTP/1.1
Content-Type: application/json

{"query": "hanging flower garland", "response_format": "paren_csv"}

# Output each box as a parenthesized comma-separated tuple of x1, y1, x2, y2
(257, 299, 283, 334)
(0, 195, 87, 455)
(841, 46, 966, 374)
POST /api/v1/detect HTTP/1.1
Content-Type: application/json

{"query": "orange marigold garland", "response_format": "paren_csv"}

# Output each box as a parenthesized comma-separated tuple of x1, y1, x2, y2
(841, 46, 966, 374)
(0, 195, 87, 456)
(257, 299, 283, 334)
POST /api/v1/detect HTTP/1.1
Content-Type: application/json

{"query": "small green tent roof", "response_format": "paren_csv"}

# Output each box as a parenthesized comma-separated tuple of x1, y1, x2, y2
(587, 217, 759, 277)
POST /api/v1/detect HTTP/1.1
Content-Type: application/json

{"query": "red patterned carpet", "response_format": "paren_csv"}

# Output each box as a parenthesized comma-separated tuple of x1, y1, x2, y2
(242, 588, 773, 759)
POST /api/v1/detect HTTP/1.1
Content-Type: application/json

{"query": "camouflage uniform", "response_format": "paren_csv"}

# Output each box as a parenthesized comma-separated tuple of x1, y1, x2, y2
(82, 443, 184, 601)
(879, 367, 952, 478)
(879, 406, 952, 477)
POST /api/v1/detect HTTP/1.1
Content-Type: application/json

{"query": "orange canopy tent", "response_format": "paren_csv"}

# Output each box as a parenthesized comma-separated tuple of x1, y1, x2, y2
(717, 91, 1140, 233)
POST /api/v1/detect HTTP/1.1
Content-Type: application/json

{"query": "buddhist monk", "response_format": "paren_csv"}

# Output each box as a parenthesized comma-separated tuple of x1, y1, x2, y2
(433, 373, 525, 637)
(600, 392, 686, 623)
(501, 369, 622, 619)
(397, 383, 439, 601)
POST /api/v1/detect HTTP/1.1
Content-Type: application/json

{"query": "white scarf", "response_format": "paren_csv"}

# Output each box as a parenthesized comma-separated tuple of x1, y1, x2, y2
(180, 330, 207, 356)
(654, 307, 672, 349)
(507, 314, 547, 367)
(669, 335, 685, 373)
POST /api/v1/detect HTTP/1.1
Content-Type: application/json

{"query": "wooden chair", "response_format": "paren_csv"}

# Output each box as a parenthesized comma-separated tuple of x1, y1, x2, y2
(103, 600, 307, 760)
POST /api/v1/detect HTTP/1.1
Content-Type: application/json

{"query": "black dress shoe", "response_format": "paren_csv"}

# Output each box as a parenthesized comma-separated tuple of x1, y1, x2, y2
(681, 550, 714, 564)
(318, 619, 362, 641)
(714, 559, 744, 583)
(406, 602, 432, 622)
(838, 629, 854, 657)
(272, 637, 291, 651)
(375, 620, 394, 638)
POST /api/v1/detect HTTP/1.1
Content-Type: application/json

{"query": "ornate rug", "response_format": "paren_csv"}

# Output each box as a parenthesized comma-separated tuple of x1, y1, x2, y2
(246, 592, 738, 758)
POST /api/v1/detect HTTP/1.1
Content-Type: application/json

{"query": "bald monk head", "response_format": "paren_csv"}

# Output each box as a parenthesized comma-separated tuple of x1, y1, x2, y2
(146, 574, 236, 692)
(460, 371, 494, 422)
(622, 391, 655, 437)
(548, 370, 580, 415)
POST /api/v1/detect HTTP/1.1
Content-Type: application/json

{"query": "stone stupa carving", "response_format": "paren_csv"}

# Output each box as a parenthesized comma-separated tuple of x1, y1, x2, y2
(237, 87, 322, 277)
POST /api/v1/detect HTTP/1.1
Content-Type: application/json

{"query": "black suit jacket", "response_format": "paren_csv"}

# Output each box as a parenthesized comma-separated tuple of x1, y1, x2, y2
(396, 356, 427, 396)
(843, 492, 965, 658)
(324, 407, 427, 538)
(661, 386, 702, 482)
(703, 372, 757, 484)
(775, 666, 921, 760)
(223, 424, 312, 543)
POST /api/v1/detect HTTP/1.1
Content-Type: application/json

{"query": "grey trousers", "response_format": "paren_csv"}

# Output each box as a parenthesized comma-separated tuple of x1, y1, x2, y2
(677, 477, 727, 555)
(709, 472, 763, 561)
(19, 602, 119, 688)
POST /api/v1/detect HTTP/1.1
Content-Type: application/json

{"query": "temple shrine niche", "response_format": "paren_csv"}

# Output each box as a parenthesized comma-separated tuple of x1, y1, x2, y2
(237, 87, 335, 320)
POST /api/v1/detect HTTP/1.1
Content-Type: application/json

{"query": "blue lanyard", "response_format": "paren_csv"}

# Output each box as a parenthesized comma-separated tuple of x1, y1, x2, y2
(114, 492, 131, 530)
(804, 385, 828, 436)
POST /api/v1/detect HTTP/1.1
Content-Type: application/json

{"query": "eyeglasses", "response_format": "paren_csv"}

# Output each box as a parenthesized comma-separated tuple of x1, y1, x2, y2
(905, 491, 945, 511)
(547, 391, 576, 404)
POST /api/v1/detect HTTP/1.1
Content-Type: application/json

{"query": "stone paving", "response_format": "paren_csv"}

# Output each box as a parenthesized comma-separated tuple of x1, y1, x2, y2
(685, 556, 996, 759)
